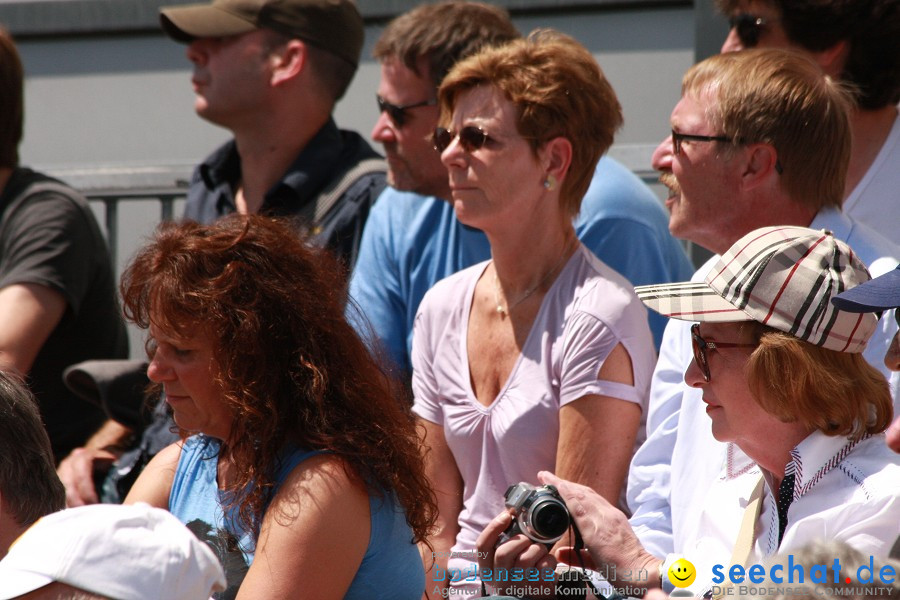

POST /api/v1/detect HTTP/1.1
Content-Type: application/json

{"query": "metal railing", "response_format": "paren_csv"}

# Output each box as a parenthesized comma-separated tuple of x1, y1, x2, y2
(46, 164, 192, 269)
(88, 189, 182, 269)
(54, 147, 708, 272)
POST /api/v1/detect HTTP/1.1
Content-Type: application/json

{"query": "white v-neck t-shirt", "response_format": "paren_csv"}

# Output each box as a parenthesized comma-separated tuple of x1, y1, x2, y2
(412, 244, 655, 583)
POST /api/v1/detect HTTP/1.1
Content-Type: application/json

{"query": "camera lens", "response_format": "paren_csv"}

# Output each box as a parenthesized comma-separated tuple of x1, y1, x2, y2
(530, 499, 569, 539)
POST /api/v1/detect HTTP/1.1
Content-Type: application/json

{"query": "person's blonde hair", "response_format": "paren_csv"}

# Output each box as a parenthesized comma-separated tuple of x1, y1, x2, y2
(746, 324, 891, 440)
(683, 48, 853, 212)
(438, 29, 622, 218)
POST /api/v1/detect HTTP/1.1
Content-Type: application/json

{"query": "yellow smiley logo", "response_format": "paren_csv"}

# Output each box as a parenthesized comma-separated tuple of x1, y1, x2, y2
(667, 558, 697, 588)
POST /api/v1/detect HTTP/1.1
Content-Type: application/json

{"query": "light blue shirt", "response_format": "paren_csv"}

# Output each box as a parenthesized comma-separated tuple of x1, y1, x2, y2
(348, 156, 694, 373)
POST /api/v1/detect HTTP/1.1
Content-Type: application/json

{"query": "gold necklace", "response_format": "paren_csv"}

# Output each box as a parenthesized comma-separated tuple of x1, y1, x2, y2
(492, 237, 576, 316)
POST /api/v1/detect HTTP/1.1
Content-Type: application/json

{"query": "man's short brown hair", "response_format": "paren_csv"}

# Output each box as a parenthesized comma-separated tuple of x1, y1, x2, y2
(373, 0, 520, 88)
(683, 49, 853, 212)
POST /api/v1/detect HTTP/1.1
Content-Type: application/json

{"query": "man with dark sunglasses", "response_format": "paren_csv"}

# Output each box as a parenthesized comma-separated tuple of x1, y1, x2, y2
(348, 1, 693, 381)
(716, 0, 900, 243)
(627, 48, 899, 565)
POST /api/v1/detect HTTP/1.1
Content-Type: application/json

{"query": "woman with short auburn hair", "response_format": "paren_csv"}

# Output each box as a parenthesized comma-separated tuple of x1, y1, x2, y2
(412, 29, 656, 596)
(746, 323, 891, 438)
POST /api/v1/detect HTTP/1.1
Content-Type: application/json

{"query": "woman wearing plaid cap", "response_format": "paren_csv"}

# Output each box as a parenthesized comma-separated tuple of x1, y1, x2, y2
(475, 226, 899, 598)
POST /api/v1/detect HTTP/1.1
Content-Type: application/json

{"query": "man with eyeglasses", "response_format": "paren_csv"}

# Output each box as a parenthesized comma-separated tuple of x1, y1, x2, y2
(626, 48, 899, 566)
(716, 0, 900, 243)
(348, 1, 693, 381)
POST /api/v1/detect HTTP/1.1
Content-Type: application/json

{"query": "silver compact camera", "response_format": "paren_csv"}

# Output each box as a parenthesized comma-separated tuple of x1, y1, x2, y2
(501, 482, 570, 547)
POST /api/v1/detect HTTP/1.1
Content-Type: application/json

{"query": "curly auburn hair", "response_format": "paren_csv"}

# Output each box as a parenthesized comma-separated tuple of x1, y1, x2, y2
(120, 215, 435, 544)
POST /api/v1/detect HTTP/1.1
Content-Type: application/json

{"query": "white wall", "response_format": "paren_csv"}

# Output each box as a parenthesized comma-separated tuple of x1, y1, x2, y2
(18, 6, 694, 172)
(13, 5, 696, 357)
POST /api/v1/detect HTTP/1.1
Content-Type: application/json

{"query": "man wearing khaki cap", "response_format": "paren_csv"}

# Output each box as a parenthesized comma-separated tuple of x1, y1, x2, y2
(56, 0, 385, 508)
(160, 0, 385, 269)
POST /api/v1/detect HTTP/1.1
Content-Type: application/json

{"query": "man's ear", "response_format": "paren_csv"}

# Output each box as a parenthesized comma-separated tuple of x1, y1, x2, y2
(741, 143, 780, 189)
(270, 39, 306, 87)
(811, 39, 849, 79)
(541, 136, 573, 184)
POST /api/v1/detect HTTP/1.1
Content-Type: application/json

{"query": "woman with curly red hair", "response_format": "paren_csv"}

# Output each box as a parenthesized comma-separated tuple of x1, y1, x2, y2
(124, 214, 435, 599)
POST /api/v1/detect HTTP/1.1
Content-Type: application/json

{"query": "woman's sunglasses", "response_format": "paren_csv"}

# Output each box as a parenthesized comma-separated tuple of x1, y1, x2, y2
(728, 13, 773, 48)
(432, 126, 492, 153)
(690, 323, 757, 383)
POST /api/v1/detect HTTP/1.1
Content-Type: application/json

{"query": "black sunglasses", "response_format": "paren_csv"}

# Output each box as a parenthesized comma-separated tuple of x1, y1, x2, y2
(728, 13, 773, 48)
(376, 95, 437, 128)
(432, 126, 492, 153)
(690, 323, 757, 383)
(671, 130, 730, 155)
(671, 129, 784, 174)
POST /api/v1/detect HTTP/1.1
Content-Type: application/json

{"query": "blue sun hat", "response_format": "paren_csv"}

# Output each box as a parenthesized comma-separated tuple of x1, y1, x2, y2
(831, 264, 900, 313)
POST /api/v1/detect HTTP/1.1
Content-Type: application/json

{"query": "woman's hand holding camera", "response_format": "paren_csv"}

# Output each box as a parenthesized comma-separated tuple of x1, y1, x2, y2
(476, 510, 558, 598)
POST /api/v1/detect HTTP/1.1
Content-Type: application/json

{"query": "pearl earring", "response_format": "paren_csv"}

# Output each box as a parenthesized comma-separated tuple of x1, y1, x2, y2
(543, 174, 557, 191)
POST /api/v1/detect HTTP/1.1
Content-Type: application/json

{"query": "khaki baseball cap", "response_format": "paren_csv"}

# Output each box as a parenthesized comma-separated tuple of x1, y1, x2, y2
(160, 0, 364, 67)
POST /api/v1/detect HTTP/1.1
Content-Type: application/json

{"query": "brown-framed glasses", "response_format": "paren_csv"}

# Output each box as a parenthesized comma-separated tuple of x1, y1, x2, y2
(671, 130, 730, 155)
(433, 126, 493, 153)
(691, 323, 757, 383)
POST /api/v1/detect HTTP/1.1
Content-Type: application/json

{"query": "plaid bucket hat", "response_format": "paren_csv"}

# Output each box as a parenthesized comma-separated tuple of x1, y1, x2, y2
(635, 225, 877, 353)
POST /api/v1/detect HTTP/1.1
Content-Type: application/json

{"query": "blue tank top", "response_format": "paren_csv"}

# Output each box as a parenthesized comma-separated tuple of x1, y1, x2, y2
(170, 435, 424, 599)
